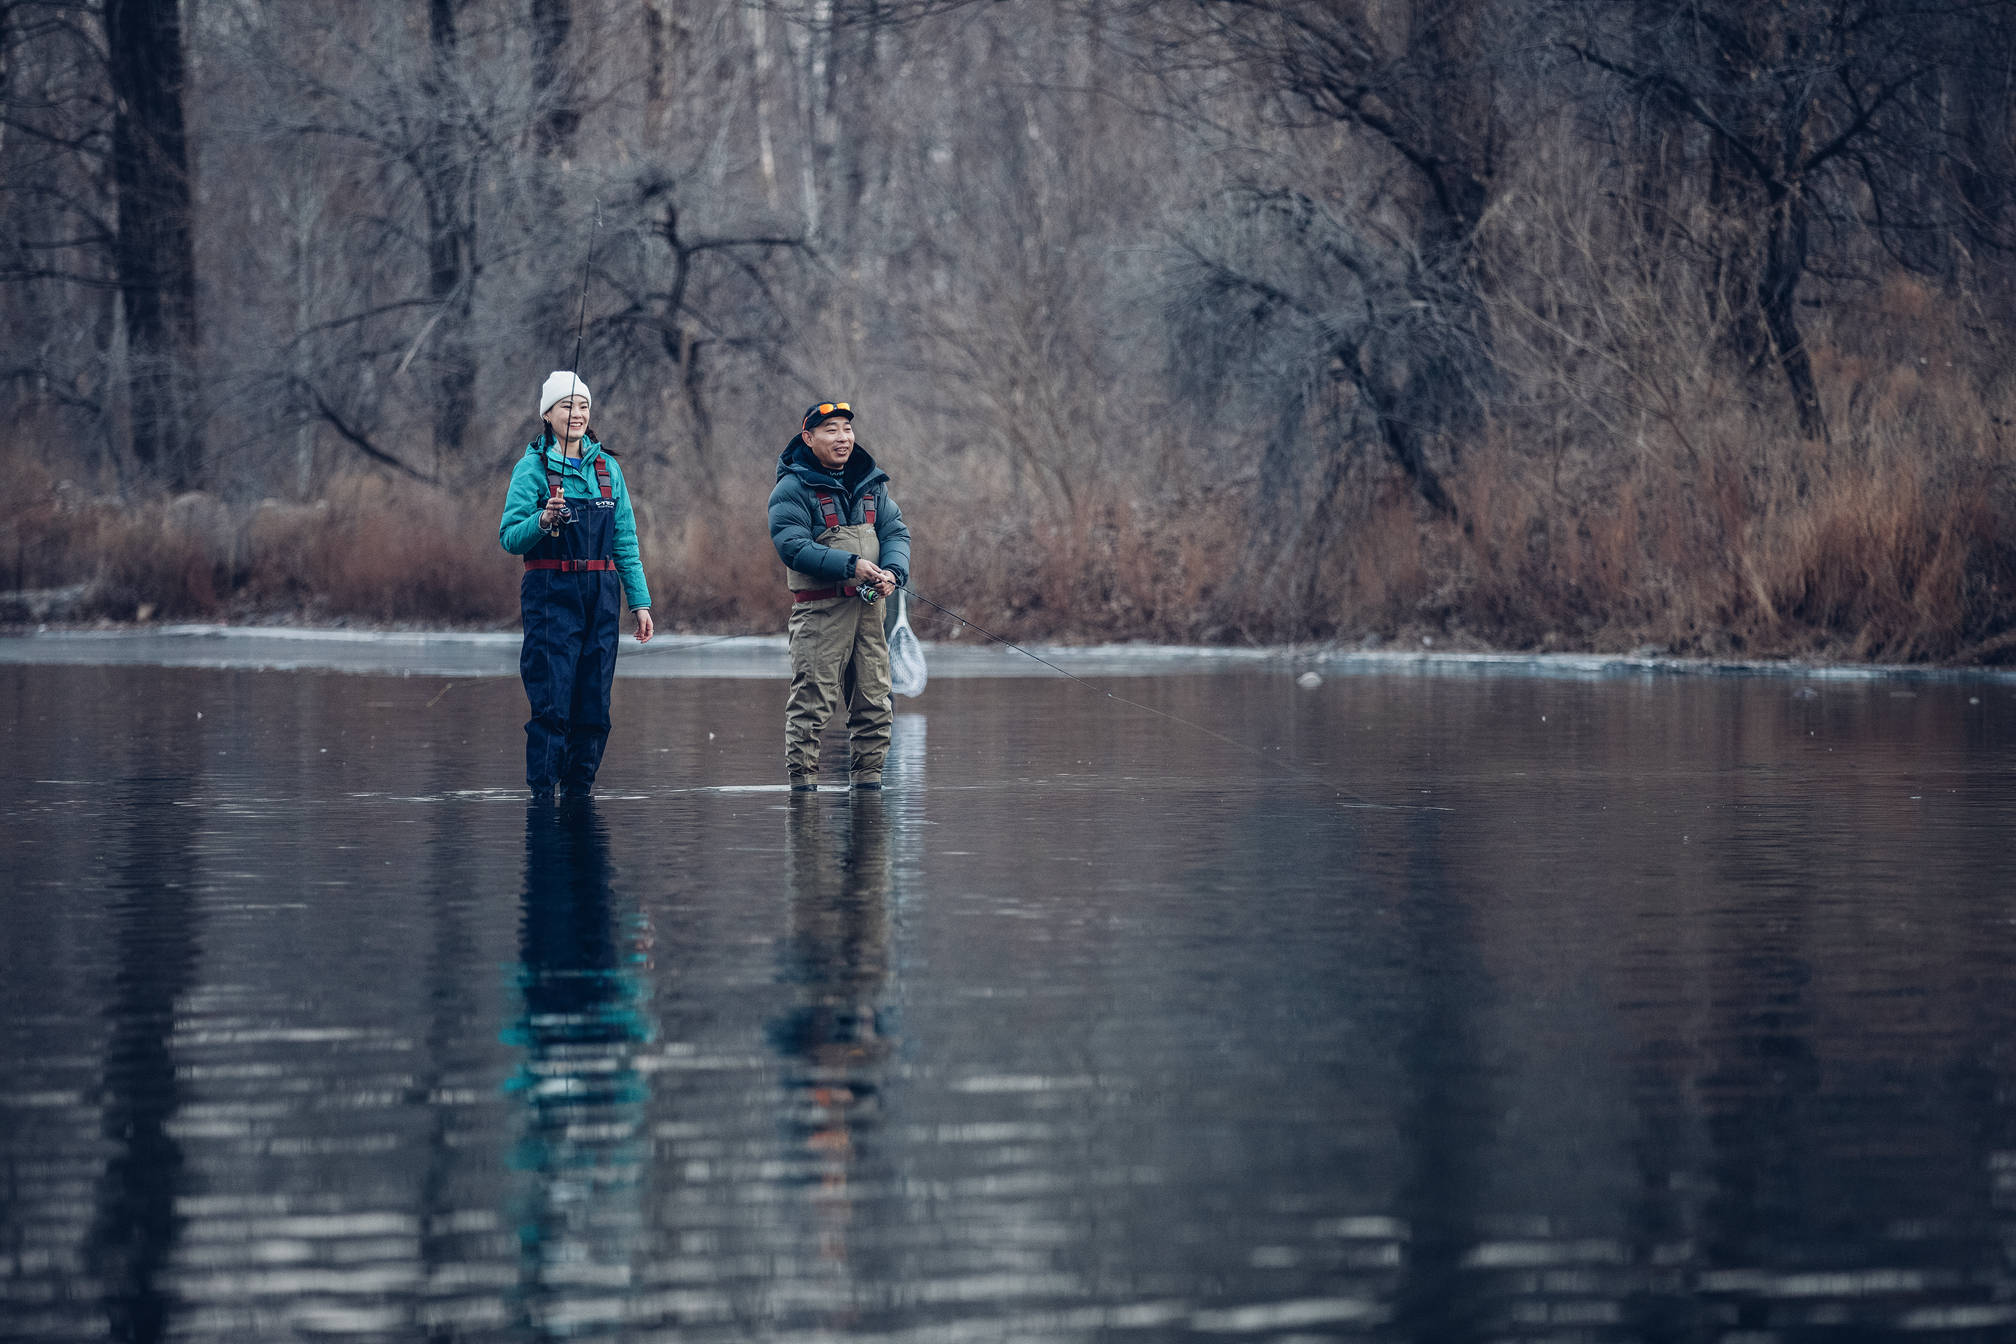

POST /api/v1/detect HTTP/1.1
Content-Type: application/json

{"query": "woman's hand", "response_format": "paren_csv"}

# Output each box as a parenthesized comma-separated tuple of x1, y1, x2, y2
(634, 609, 655, 644)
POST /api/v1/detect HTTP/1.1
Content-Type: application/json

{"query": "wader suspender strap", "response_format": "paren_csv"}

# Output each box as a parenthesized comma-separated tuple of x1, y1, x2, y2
(798, 486, 877, 599)
(813, 488, 876, 529)
(526, 454, 619, 572)
(544, 454, 614, 501)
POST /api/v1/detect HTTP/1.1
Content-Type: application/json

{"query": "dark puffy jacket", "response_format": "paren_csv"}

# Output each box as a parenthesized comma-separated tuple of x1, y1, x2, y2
(767, 438, 912, 586)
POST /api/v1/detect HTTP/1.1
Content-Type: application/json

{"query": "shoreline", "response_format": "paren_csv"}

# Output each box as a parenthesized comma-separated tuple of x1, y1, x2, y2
(4, 621, 2014, 684)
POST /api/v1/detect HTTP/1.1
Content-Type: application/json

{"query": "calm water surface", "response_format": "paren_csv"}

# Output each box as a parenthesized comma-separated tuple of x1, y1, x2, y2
(3, 649, 2016, 1342)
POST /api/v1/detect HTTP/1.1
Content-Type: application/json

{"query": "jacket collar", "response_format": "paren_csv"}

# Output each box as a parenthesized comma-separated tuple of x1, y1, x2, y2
(531, 434, 601, 470)
(778, 437, 881, 492)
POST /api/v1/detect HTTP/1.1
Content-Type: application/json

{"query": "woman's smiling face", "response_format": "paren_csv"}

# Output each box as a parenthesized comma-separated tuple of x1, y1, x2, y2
(544, 394, 590, 443)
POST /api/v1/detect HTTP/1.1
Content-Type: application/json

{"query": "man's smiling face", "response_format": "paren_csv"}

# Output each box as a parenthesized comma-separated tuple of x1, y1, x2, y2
(804, 416, 855, 472)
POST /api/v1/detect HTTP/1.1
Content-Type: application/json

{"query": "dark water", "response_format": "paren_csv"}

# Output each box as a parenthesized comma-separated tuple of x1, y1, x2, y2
(4, 656, 2016, 1342)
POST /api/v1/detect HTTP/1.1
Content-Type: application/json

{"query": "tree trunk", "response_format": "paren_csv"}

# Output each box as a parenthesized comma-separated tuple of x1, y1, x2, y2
(743, 0, 781, 207)
(1406, 0, 1495, 253)
(1759, 194, 1826, 442)
(425, 192, 476, 461)
(1346, 345, 1456, 518)
(0, 5, 13, 163)
(421, 0, 476, 461)
(105, 0, 199, 490)
(531, 0, 577, 154)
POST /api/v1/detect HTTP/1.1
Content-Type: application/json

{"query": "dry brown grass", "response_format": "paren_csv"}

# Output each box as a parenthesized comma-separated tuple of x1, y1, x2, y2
(7, 349, 2013, 663)
(641, 487, 794, 634)
(883, 482, 1259, 646)
(278, 478, 515, 623)
(0, 458, 521, 624)
(1332, 350, 2016, 663)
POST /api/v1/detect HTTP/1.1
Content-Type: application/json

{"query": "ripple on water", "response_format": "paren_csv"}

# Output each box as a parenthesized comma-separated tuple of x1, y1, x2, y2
(5, 662, 2016, 1340)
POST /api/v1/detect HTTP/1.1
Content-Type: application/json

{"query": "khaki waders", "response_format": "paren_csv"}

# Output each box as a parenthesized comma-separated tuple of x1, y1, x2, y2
(785, 511, 892, 788)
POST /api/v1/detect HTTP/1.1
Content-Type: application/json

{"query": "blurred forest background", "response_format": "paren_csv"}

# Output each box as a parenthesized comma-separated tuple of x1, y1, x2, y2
(4, 0, 2016, 661)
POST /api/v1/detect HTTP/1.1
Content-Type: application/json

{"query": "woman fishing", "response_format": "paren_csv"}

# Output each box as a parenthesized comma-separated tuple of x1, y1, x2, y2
(500, 371, 654, 802)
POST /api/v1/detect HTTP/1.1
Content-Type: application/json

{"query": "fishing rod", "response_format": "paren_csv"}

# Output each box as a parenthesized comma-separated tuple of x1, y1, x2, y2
(894, 584, 1441, 812)
(565, 199, 599, 411)
(538, 200, 601, 534)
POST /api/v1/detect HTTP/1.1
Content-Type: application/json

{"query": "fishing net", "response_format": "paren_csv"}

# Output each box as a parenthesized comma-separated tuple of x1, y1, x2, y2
(888, 590, 928, 697)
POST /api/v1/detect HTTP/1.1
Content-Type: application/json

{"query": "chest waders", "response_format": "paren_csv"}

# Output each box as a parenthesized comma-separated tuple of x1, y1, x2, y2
(784, 488, 893, 789)
(520, 453, 622, 796)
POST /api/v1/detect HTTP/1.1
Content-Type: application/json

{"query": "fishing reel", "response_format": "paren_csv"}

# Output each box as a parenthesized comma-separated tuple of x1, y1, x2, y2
(851, 558, 883, 604)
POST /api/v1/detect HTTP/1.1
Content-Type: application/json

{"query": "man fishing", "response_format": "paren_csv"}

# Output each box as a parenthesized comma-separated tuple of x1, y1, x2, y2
(768, 401, 911, 792)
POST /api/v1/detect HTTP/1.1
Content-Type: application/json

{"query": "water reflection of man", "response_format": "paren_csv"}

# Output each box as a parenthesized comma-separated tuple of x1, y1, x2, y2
(770, 794, 897, 1286)
(87, 771, 203, 1344)
(505, 799, 654, 1335)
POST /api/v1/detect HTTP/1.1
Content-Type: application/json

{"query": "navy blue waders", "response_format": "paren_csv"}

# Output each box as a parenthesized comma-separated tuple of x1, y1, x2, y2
(521, 456, 621, 795)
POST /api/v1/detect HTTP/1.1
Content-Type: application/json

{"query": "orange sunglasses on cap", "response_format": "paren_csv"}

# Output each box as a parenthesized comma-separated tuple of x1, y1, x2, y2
(802, 401, 854, 430)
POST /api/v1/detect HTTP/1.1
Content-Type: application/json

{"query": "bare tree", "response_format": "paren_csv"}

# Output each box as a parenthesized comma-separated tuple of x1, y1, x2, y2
(1558, 0, 2016, 442)
(529, 0, 577, 154)
(1132, 0, 1529, 529)
(414, 0, 479, 460)
(593, 170, 809, 495)
(1162, 186, 1473, 601)
(215, 2, 553, 484)
(4, 0, 2015, 651)
(0, 0, 199, 488)
(106, 0, 196, 485)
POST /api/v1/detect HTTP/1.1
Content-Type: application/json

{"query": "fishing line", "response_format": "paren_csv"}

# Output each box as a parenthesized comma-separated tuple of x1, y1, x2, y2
(896, 585, 1442, 811)
(633, 630, 769, 654)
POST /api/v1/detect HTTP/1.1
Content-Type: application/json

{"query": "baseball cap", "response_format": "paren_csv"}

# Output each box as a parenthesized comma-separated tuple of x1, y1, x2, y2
(801, 401, 854, 432)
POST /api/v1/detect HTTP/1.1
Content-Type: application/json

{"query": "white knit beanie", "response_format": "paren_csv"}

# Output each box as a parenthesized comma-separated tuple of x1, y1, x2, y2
(539, 370, 592, 417)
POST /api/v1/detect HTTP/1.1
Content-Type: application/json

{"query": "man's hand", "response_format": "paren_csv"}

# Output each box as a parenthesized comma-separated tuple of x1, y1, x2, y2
(854, 559, 898, 597)
(634, 609, 655, 643)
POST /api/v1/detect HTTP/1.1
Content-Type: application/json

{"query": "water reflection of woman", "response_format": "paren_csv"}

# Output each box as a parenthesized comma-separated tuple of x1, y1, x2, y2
(504, 799, 654, 1334)
(770, 795, 897, 1278)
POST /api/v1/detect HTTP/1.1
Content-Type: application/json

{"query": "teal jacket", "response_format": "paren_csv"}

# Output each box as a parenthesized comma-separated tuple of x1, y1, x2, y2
(499, 435, 652, 610)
